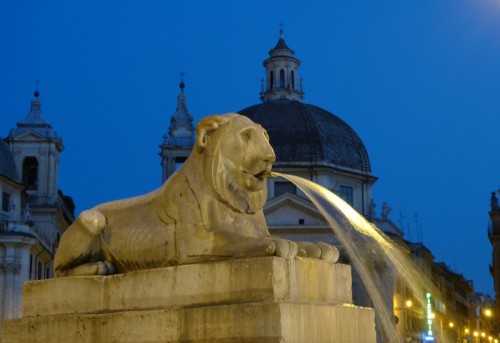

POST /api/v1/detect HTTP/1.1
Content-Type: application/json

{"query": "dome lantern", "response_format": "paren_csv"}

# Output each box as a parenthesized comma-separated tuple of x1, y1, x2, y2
(260, 28, 304, 102)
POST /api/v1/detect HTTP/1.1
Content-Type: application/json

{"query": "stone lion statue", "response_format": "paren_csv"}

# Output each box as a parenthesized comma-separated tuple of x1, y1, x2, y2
(54, 114, 339, 277)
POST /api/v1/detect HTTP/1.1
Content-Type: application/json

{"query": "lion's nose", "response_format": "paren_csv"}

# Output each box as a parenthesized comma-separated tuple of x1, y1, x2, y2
(264, 149, 276, 164)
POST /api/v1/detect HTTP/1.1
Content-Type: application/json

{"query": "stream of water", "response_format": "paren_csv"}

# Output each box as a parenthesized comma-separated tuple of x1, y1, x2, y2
(274, 172, 445, 343)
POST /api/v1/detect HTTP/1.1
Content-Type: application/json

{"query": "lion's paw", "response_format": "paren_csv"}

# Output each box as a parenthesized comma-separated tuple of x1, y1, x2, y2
(297, 242, 339, 263)
(271, 237, 298, 258)
(96, 261, 116, 275)
(316, 242, 340, 263)
(297, 242, 321, 259)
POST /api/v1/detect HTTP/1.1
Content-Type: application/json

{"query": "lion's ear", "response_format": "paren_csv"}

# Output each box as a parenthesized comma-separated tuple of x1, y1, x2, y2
(196, 115, 228, 153)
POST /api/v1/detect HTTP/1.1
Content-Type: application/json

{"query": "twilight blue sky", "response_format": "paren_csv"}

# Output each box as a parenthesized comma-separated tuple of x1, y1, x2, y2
(2, 1, 500, 296)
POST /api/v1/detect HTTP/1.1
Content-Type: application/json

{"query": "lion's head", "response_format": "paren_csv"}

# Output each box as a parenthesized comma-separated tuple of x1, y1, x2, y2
(195, 113, 276, 214)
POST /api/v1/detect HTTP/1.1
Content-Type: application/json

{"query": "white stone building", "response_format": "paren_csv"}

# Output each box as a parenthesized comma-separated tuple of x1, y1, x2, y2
(0, 91, 74, 331)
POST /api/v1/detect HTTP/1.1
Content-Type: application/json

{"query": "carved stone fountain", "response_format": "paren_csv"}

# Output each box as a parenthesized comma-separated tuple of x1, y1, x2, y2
(2, 114, 375, 342)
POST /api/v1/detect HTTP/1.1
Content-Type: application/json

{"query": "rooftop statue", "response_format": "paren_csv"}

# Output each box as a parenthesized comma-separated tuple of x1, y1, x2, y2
(54, 114, 338, 277)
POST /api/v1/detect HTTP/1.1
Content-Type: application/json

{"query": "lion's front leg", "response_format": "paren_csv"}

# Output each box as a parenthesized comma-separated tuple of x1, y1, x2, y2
(207, 231, 298, 260)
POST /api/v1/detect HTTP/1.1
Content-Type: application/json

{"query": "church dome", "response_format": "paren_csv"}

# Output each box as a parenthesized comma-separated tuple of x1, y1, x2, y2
(240, 30, 372, 175)
(0, 139, 19, 181)
(239, 99, 371, 174)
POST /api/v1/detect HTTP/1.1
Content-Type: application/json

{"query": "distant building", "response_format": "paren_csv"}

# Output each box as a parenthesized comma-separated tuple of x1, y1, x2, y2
(473, 292, 496, 339)
(488, 191, 500, 326)
(0, 91, 74, 332)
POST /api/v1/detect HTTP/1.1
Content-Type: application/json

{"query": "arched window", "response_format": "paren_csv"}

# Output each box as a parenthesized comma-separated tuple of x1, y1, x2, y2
(291, 71, 295, 89)
(269, 71, 274, 90)
(279, 69, 285, 88)
(23, 157, 38, 190)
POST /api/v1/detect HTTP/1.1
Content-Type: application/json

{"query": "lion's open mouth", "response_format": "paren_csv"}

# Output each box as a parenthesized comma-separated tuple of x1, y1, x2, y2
(254, 171, 272, 180)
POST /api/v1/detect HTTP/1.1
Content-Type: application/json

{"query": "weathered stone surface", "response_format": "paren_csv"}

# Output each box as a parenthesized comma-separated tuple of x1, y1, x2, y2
(3, 257, 375, 343)
(23, 257, 351, 317)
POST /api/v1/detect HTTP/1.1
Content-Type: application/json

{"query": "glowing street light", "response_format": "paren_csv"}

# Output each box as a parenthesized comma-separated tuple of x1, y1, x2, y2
(485, 308, 493, 317)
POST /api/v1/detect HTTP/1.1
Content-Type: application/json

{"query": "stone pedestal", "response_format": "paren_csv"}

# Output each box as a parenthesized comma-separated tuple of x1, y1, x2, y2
(2, 257, 375, 342)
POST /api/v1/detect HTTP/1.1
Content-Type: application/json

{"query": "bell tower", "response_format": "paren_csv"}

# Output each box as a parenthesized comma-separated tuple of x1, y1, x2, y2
(159, 78, 196, 183)
(7, 90, 63, 204)
(488, 191, 500, 321)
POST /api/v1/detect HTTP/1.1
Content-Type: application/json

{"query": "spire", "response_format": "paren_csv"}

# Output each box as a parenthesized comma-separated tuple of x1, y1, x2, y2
(269, 25, 294, 56)
(260, 27, 304, 101)
(26, 88, 44, 122)
(166, 76, 195, 147)
(159, 76, 196, 183)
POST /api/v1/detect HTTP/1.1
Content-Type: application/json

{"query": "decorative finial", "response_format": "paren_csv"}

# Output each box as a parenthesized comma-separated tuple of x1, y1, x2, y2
(279, 23, 284, 37)
(34, 80, 40, 98)
(179, 72, 185, 93)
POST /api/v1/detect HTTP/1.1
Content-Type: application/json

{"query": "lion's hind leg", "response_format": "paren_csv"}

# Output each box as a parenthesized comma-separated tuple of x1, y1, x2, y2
(54, 210, 116, 277)
(55, 261, 116, 277)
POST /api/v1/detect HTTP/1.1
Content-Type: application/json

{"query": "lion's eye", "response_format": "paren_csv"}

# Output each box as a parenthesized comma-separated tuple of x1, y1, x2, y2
(240, 128, 253, 142)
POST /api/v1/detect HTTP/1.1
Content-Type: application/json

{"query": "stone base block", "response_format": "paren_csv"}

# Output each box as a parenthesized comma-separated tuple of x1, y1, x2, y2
(4, 302, 375, 343)
(2, 257, 375, 342)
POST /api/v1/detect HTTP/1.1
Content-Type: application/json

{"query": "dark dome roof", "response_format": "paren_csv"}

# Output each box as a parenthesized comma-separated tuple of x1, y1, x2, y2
(0, 139, 19, 181)
(239, 100, 371, 174)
